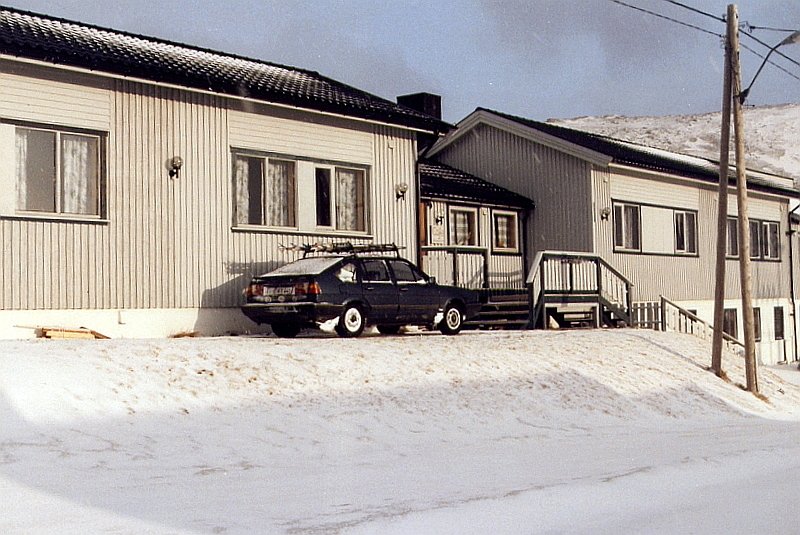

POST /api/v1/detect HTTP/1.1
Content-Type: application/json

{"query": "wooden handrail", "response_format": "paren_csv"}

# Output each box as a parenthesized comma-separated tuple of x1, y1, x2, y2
(660, 295, 744, 349)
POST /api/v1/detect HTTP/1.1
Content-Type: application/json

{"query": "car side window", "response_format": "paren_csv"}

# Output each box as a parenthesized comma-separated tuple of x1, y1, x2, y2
(335, 261, 358, 283)
(389, 260, 425, 283)
(362, 259, 391, 282)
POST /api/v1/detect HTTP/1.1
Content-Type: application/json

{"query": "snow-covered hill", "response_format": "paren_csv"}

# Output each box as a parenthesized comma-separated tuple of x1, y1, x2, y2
(553, 103, 800, 180)
(2, 329, 800, 533)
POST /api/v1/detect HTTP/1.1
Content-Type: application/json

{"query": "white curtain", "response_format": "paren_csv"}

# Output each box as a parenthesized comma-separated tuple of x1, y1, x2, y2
(336, 168, 362, 231)
(234, 156, 250, 225)
(15, 129, 28, 210)
(266, 160, 293, 227)
(61, 134, 95, 214)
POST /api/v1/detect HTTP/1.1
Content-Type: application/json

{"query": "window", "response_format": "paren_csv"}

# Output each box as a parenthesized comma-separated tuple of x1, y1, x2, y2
(450, 208, 477, 246)
(492, 211, 519, 251)
(233, 154, 296, 227)
(362, 259, 390, 282)
(316, 166, 367, 231)
(726, 217, 739, 258)
(389, 260, 426, 283)
(753, 307, 761, 342)
(613, 203, 641, 251)
(739, 219, 781, 260)
(774, 306, 785, 340)
(749, 220, 762, 260)
(762, 222, 780, 260)
(15, 125, 103, 217)
(723, 308, 738, 339)
(315, 168, 332, 227)
(674, 210, 697, 254)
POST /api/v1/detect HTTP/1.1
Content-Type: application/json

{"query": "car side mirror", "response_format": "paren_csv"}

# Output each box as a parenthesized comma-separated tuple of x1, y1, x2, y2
(428, 276, 437, 285)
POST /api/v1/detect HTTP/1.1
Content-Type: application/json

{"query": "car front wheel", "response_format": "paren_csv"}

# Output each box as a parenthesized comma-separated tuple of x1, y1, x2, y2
(439, 303, 464, 335)
(335, 304, 366, 338)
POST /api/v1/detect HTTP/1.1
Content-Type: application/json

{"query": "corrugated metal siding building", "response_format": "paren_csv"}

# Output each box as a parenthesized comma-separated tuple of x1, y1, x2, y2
(429, 108, 799, 364)
(0, 7, 446, 337)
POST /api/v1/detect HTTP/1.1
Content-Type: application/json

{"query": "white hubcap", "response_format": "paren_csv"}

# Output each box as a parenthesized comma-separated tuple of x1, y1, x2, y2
(446, 308, 461, 329)
(344, 309, 362, 331)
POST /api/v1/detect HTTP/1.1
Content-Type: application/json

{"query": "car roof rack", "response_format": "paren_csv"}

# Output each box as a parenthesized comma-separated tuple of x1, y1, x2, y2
(281, 242, 404, 258)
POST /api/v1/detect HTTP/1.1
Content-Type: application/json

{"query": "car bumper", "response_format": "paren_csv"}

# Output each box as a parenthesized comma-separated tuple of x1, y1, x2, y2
(240, 302, 342, 325)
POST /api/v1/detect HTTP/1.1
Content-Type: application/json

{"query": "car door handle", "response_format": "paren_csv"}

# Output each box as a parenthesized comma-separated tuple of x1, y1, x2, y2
(400, 287, 409, 292)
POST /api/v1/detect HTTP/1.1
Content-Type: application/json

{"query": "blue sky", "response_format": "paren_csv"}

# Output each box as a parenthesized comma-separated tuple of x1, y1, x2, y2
(4, 1, 800, 122)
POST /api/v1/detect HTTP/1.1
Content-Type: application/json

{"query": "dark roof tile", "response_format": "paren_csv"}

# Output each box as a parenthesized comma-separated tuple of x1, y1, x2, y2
(420, 159, 533, 208)
(0, 6, 450, 132)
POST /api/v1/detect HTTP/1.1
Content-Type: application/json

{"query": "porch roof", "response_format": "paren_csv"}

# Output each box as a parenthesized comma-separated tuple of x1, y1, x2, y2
(419, 159, 534, 209)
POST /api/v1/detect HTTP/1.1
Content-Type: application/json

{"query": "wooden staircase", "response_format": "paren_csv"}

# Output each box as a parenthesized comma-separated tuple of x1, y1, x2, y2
(528, 251, 633, 329)
(465, 290, 530, 330)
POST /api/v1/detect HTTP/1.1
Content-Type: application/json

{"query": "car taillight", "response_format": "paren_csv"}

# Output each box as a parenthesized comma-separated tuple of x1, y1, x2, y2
(294, 282, 321, 297)
(244, 284, 264, 297)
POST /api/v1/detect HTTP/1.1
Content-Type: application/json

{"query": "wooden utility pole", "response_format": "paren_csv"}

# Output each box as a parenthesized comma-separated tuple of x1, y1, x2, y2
(711, 10, 734, 377)
(728, 4, 759, 393)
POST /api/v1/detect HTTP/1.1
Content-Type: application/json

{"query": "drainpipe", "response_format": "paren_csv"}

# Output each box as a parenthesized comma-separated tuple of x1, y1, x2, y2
(788, 204, 800, 362)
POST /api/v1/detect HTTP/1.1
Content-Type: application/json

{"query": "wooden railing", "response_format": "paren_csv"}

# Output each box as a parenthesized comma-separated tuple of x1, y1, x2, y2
(658, 296, 744, 356)
(526, 251, 632, 327)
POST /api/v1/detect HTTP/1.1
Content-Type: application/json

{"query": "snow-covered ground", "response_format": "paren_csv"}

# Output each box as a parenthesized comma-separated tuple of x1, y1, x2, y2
(554, 103, 800, 180)
(2, 329, 800, 534)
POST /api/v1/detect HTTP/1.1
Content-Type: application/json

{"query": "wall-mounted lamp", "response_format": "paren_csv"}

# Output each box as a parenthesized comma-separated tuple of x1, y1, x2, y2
(435, 215, 445, 225)
(168, 156, 184, 179)
(395, 182, 409, 200)
(600, 207, 611, 221)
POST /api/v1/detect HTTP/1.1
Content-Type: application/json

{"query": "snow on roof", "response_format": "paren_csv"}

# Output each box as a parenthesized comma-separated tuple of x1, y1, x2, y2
(480, 108, 798, 197)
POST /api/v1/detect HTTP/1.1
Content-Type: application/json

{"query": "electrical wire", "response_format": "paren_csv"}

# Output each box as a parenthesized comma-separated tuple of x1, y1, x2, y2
(659, 0, 724, 23)
(611, 0, 800, 86)
(608, 0, 722, 39)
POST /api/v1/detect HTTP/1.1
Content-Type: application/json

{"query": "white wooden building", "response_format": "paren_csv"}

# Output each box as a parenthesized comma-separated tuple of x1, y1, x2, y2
(0, 7, 447, 338)
(428, 108, 800, 364)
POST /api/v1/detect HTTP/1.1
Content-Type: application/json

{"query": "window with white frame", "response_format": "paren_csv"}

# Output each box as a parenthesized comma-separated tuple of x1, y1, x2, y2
(762, 221, 780, 260)
(449, 207, 478, 246)
(233, 153, 296, 227)
(726, 217, 739, 258)
(674, 210, 697, 254)
(14, 124, 103, 217)
(738, 218, 780, 261)
(492, 210, 518, 251)
(613, 202, 641, 251)
(774, 306, 785, 340)
(315, 166, 367, 232)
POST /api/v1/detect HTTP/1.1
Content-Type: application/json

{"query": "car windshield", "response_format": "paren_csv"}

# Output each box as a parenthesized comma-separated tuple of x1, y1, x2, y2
(262, 257, 342, 276)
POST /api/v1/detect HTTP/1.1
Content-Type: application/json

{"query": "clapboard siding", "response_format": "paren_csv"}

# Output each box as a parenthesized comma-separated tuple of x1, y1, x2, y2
(1, 63, 420, 313)
(435, 123, 593, 255)
(229, 104, 373, 165)
(593, 166, 790, 302)
(0, 60, 111, 129)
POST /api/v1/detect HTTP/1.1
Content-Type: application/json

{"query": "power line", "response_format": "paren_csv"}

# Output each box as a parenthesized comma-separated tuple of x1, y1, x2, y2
(611, 0, 800, 86)
(608, 0, 722, 39)
(659, 0, 724, 23)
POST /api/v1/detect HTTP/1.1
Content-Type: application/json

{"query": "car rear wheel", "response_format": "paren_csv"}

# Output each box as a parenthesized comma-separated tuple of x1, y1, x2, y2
(376, 324, 401, 335)
(335, 304, 366, 338)
(271, 322, 301, 338)
(439, 303, 464, 335)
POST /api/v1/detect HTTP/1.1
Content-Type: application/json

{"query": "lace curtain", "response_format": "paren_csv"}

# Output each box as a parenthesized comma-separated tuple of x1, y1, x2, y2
(15, 129, 27, 210)
(234, 155, 294, 227)
(61, 134, 97, 215)
(266, 160, 294, 227)
(335, 168, 363, 231)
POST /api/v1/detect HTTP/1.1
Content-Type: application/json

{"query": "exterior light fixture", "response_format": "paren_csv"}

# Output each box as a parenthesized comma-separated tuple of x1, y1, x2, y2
(600, 207, 611, 220)
(169, 156, 184, 179)
(739, 30, 800, 103)
(395, 182, 409, 200)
